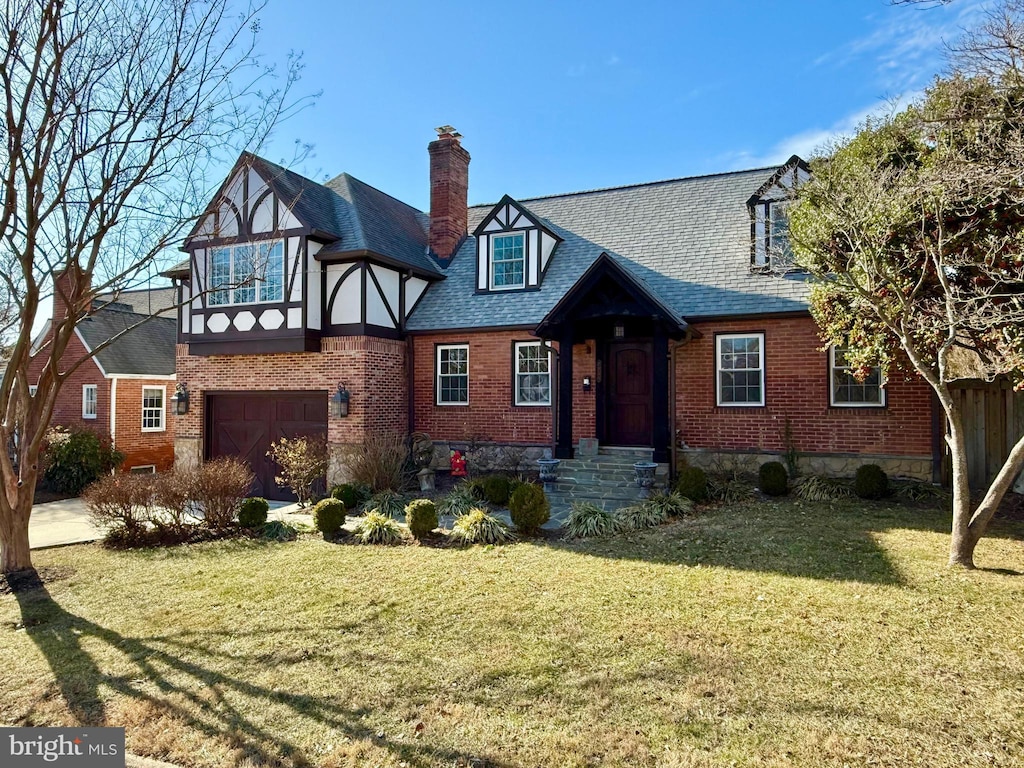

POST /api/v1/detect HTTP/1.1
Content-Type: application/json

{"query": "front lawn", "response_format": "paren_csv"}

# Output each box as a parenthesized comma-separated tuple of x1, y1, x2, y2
(2, 500, 1023, 767)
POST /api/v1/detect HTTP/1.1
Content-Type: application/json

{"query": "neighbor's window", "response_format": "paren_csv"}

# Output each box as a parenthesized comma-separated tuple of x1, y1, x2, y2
(142, 386, 165, 431)
(82, 385, 97, 419)
(490, 233, 525, 290)
(209, 240, 284, 306)
(28, 385, 37, 397)
(716, 333, 765, 406)
(514, 341, 551, 406)
(830, 347, 885, 407)
(436, 344, 469, 405)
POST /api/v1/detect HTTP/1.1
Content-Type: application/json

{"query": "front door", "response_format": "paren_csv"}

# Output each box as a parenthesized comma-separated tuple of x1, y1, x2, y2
(605, 341, 653, 446)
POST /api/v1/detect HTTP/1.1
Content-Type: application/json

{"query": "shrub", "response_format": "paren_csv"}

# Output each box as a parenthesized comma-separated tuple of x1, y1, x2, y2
(794, 475, 853, 502)
(353, 511, 405, 545)
(564, 501, 621, 538)
(361, 489, 405, 518)
(481, 474, 513, 506)
(313, 497, 347, 537)
(708, 475, 756, 504)
(83, 473, 154, 541)
(644, 490, 694, 518)
(854, 464, 889, 500)
(616, 501, 670, 531)
(508, 482, 550, 534)
(674, 466, 709, 503)
(758, 461, 789, 496)
(238, 497, 270, 529)
(438, 483, 478, 518)
(267, 435, 328, 506)
(340, 432, 411, 492)
(450, 507, 516, 545)
(260, 520, 298, 541)
(894, 481, 949, 503)
(151, 470, 196, 529)
(193, 457, 254, 529)
(464, 477, 487, 501)
(43, 427, 124, 495)
(331, 483, 364, 509)
(404, 498, 438, 539)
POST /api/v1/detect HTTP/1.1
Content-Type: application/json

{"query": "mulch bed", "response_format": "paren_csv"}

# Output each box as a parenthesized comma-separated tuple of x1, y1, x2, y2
(0, 565, 75, 595)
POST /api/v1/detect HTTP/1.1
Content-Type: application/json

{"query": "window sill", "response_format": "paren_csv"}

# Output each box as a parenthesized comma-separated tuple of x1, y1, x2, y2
(141, 427, 167, 433)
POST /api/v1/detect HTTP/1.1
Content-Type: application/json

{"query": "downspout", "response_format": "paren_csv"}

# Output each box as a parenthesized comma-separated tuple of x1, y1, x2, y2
(669, 341, 679, 485)
(539, 339, 558, 457)
(109, 377, 117, 450)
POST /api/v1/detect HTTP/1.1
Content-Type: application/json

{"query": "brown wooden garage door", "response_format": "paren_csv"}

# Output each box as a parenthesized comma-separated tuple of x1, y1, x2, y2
(207, 392, 328, 501)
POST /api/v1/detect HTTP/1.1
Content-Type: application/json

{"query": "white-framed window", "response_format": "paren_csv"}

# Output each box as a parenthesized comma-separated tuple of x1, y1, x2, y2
(490, 232, 525, 290)
(514, 341, 551, 406)
(82, 384, 97, 419)
(28, 385, 37, 397)
(436, 344, 469, 405)
(208, 240, 284, 306)
(142, 386, 166, 431)
(716, 333, 765, 407)
(129, 465, 157, 474)
(830, 347, 885, 407)
(768, 201, 791, 261)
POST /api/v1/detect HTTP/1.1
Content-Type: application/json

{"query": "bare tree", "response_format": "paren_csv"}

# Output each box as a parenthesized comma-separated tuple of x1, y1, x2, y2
(0, 0, 309, 573)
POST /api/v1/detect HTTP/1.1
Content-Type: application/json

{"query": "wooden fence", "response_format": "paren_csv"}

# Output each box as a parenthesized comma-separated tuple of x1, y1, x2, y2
(945, 380, 1024, 492)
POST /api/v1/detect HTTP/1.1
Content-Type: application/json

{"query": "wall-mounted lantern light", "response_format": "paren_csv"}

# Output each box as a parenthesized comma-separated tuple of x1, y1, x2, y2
(171, 383, 190, 416)
(331, 382, 351, 418)
(582, 376, 592, 392)
(613, 322, 625, 339)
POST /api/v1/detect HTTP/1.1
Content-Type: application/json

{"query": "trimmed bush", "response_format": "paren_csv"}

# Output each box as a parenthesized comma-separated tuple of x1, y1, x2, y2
(616, 501, 670, 531)
(794, 475, 853, 502)
(330, 483, 368, 509)
(674, 466, 709, 503)
(43, 427, 124, 495)
(644, 490, 694, 518)
(451, 507, 516, 545)
(313, 497, 347, 537)
(481, 474, 513, 506)
(267, 436, 328, 506)
(438, 483, 478, 518)
(758, 461, 789, 496)
(260, 520, 298, 541)
(193, 457, 253, 529)
(83, 473, 154, 541)
(354, 511, 405, 545)
(238, 497, 270, 529)
(854, 464, 889, 500)
(565, 501, 621, 538)
(404, 498, 438, 539)
(361, 489, 405, 518)
(508, 482, 550, 534)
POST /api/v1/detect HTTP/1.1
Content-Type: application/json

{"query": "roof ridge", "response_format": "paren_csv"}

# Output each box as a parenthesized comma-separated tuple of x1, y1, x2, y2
(469, 164, 780, 209)
(329, 171, 426, 216)
(86, 307, 177, 322)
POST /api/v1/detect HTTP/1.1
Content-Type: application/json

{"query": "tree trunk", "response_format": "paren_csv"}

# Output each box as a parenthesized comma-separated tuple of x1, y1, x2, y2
(0, 503, 33, 574)
(945, 402, 979, 568)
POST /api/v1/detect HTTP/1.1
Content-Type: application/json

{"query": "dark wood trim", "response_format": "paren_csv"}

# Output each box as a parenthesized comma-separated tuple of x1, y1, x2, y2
(366, 263, 400, 330)
(325, 322, 404, 341)
(314, 248, 443, 281)
(652, 326, 670, 462)
(325, 262, 362, 327)
(286, 237, 301, 301)
(405, 276, 432, 321)
(556, 326, 574, 459)
(249, 187, 274, 232)
(474, 285, 542, 296)
(399, 273, 408, 331)
(189, 332, 320, 356)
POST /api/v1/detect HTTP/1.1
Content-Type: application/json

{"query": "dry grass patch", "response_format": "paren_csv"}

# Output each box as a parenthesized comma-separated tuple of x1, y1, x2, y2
(1, 500, 1022, 767)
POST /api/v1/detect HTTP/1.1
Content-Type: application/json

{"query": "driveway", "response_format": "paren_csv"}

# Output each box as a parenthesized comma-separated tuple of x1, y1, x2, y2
(28, 498, 305, 550)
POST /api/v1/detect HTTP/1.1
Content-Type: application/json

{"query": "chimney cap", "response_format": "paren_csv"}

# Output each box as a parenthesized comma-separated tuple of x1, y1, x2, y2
(435, 125, 462, 139)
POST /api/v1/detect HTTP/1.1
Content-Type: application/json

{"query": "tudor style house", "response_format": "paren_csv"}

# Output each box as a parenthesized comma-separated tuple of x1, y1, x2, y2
(29, 273, 178, 473)
(168, 129, 936, 500)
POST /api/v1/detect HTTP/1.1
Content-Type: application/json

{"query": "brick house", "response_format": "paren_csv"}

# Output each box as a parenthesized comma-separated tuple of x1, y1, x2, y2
(168, 129, 937, 500)
(29, 274, 178, 473)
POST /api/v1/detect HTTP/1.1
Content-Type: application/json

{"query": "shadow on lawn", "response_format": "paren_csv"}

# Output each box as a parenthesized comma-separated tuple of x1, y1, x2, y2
(552, 500, 1024, 586)
(13, 582, 511, 768)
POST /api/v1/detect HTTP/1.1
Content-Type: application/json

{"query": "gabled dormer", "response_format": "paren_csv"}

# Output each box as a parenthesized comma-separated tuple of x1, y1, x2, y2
(472, 195, 562, 292)
(748, 155, 810, 272)
(177, 153, 339, 355)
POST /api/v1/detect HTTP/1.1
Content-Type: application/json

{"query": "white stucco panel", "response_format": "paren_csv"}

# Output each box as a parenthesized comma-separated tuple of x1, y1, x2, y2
(332, 269, 362, 325)
(280, 206, 301, 230)
(287, 307, 303, 329)
(370, 265, 400, 318)
(291, 237, 307, 303)
(404, 277, 428, 313)
(219, 202, 238, 237)
(528, 229, 540, 286)
(251, 193, 274, 233)
(540, 232, 557, 272)
(207, 313, 230, 333)
(477, 238, 488, 290)
(233, 311, 256, 332)
(365, 279, 394, 328)
(259, 308, 284, 330)
(191, 314, 204, 334)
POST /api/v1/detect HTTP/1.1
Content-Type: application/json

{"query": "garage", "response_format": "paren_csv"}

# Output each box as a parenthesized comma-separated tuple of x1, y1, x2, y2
(206, 392, 328, 501)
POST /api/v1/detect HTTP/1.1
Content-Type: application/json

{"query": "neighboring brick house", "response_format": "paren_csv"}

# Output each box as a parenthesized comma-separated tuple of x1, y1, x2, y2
(168, 129, 937, 500)
(29, 276, 177, 473)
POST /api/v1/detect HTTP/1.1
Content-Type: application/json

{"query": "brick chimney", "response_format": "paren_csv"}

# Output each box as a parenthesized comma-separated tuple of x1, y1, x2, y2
(52, 263, 90, 324)
(428, 126, 470, 265)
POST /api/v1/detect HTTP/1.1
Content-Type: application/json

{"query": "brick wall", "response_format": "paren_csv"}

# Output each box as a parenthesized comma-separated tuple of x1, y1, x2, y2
(175, 335, 407, 448)
(26, 329, 110, 434)
(675, 316, 934, 457)
(111, 378, 175, 471)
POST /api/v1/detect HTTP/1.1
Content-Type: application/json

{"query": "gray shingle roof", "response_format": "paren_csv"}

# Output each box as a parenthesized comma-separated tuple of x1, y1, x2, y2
(77, 309, 177, 376)
(406, 167, 811, 332)
(95, 286, 177, 318)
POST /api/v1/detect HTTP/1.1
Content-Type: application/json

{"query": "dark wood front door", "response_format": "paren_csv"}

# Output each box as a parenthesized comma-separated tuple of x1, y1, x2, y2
(606, 341, 653, 446)
(207, 392, 327, 501)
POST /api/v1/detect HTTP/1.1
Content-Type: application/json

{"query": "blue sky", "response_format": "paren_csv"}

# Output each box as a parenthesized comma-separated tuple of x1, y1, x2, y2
(254, 0, 990, 210)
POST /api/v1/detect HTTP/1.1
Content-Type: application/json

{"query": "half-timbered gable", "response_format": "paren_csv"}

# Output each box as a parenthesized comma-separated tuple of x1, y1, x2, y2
(472, 195, 562, 292)
(748, 154, 811, 272)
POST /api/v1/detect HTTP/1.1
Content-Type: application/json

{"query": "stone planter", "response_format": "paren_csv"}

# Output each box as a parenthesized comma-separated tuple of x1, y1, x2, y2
(417, 467, 436, 492)
(536, 458, 561, 492)
(633, 461, 659, 498)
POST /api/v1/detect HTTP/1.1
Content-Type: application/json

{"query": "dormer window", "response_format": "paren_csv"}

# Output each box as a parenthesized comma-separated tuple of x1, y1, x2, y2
(491, 233, 525, 290)
(768, 201, 791, 262)
(209, 241, 284, 306)
(748, 156, 809, 271)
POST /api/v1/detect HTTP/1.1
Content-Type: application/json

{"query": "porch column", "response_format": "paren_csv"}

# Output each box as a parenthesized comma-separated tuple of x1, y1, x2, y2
(652, 324, 670, 462)
(556, 327, 574, 459)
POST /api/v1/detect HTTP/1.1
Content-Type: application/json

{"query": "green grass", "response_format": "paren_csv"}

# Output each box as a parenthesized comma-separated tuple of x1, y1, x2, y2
(2, 499, 1023, 767)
